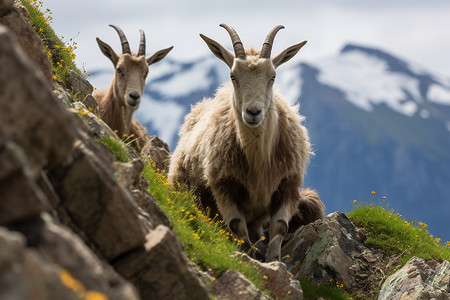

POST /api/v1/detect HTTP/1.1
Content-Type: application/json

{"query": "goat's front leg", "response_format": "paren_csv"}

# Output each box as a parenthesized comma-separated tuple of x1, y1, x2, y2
(266, 177, 300, 262)
(218, 202, 252, 253)
(266, 204, 291, 261)
(212, 178, 253, 254)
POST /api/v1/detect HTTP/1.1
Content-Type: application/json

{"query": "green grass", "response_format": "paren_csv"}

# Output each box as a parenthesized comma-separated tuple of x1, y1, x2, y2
(301, 199, 450, 300)
(141, 157, 263, 290)
(301, 279, 353, 300)
(348, 203, 450, 267)
(96, 136, 130, 163)
(21, 0, 85, 87)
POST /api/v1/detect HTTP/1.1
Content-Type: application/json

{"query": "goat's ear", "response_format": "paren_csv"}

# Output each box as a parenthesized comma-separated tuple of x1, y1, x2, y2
(146, 46, 174, 66)
(272, 41, 307, 69)
(200, 34, 234, 68)
(96, 37, 119, 66)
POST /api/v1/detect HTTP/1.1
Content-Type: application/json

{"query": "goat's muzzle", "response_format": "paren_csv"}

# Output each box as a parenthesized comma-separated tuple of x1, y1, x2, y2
(126, 91, 141, 107)
(243, 106, 264, 127)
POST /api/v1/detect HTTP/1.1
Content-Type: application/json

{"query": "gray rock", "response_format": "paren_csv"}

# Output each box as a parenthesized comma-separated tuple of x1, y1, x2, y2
(114, 225, 210, 300)
(211, 269, 270, 300)
(9, 215, 140, 300)
(82, 94, 100, 115)
(378, 256, 450, 300)
(130, 188, 173, 230)
(114, 159, 172, 229)
(49, 141, 148, 261)
(0, 25, 77, 178)
(0, 141, 50, 225)
(237, 253, 303, 300)
(53, 88, 75, 107)
(0, 7, 52, 81)
(0, 227, 80, 300)
(69, 69, 93, 96)
(72, 101, 118, 139)
(283, 212, 363, 288)
(114, 159, 145, 189)
(282, 212, 392, 298)
(140, 135, 170, 172)
(67, 71, 100, 115)
(0, 0, 14, 16)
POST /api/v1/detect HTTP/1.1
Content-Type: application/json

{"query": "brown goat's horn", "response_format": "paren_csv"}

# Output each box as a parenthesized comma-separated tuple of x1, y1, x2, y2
(138, 29, 146, 56)
(220, 23, 246, 60)
(109, 24, 131, 54)
(260, 25, 285, 59)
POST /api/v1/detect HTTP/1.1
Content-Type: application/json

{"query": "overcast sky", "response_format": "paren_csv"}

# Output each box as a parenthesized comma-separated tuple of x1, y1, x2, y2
(43, 0, 450, 79)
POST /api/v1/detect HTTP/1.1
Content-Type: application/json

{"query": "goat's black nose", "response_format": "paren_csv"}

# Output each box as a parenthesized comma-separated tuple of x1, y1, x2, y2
(129, 91, 140, 101)
(246, 107, 262, 117)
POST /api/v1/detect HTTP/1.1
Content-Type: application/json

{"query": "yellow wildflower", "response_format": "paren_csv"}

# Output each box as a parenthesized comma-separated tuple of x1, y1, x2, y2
(85, 291, 108, 300)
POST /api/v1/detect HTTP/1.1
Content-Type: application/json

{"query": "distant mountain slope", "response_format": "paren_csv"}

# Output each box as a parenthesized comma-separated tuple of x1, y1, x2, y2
(89, 44, 450, 241)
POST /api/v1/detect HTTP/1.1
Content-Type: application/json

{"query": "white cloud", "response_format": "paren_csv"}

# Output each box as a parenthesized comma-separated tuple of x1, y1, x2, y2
(43, 0, 450, 77)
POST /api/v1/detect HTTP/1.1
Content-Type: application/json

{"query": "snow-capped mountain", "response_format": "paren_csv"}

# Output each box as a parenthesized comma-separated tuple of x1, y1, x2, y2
(89, 44, 450, 241)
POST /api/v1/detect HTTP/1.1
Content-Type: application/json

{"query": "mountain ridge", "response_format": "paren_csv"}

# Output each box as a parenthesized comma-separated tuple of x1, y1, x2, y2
(89, 42, 450, 241)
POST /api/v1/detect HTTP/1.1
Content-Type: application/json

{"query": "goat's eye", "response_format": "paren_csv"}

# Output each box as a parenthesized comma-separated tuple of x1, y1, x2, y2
(230, 74, 236, 81)
(117, 68, 123, 75)
(271, 75, 276, 81)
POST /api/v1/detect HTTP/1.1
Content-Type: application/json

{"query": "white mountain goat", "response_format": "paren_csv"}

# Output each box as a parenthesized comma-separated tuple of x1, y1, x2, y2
(168, 24, 324, 261)
(94, 25, 173, 148)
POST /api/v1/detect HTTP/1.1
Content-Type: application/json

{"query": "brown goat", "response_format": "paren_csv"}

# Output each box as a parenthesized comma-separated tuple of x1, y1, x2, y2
(94, 25, 173, 148)
(169, 24, 324, 262)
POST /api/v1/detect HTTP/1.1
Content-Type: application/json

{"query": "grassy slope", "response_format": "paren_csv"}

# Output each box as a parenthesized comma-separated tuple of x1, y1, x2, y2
(348, 202, 450, 267)
(141, 158, 263, 288)
(96, 136, 130, 163)
(21, 0, 85, 86)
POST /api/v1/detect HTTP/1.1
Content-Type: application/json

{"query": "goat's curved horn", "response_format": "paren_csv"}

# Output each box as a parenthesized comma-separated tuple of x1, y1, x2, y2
(138, 29, 146, 56)
(219, 24, 246, 60)
(109, 24, 131, 54)
(260, 25, 285, 59)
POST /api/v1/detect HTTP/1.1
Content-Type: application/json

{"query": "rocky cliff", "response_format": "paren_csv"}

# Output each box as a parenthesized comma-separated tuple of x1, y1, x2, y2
(0, 1, 448, 299)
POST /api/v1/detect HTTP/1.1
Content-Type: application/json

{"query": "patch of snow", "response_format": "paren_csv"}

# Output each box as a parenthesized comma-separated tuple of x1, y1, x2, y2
(428, 84, 450, 106)
(312, 51, 421, 116)
(149, 60, 183, 79)
(402, 101, 418, 117)
(135, 95, 185, 148)
(446, 122, 450, 132)
(419, 109, 430, 119)
(277, 65, 302, 105)
(150, 57, 218, 98)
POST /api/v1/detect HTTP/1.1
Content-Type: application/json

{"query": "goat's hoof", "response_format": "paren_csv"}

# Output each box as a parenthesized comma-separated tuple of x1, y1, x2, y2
(265, 247, 281, 262)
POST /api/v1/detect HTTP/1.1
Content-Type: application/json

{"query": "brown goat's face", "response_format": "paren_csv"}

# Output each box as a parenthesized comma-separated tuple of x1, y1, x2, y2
(114, 54, 148, 110)
(96, 25, 173, 112)
(231, 58, 276, 127)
